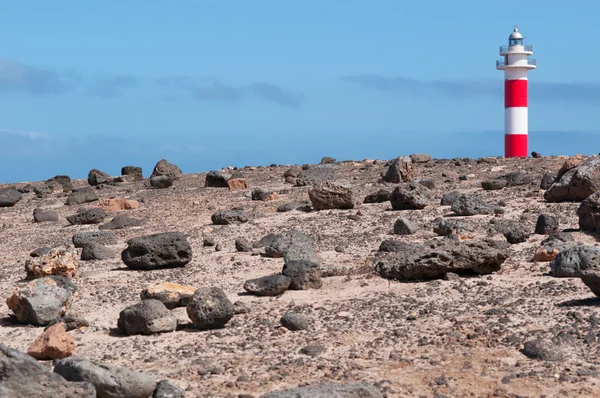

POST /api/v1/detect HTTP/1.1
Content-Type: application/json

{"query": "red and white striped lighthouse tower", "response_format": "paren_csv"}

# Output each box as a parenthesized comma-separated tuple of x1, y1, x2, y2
(496, 28, 536, 158)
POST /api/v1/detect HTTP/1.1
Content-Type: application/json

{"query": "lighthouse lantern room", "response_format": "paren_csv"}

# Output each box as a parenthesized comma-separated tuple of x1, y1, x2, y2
(496, 28, 536, 158)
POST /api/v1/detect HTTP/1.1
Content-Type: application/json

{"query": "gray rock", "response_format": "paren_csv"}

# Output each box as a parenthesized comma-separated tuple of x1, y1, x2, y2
(277, 200, 311, 212)
(581, 273, 600, 297)
(54, 357, 157, 398)
(294, 164, 337, 186)
(252, 188, 275, 201)
(0, 344, 95, 398)
(118, 299, 177, 335)
(244, 275, 292, 296)
(121, 166, 143, 181)
(451, 194, 503, 216)
(33, 208, 59, 223)
(433, 217, 468, 236)
(65, 188, 99, 205)
(203, 237, 216, 247)
(308, 181, 356, 210)
(260, 382, 382, 398)
(88, 169, 112, 186)
(280, 312, 309, 331)
(150, 175, 173, 189)
(67, 208, 106, 225)
(153, 380, 184, 398)
(99, 215, 144, 230)
(504, 228, 529, 244)
(205, 171, 231, 187)
(545, 158, 600, 202)
(535, 214, 560, 234)
(46, 316, 90, 332)
(549, 246, 600, 277)
(46, 175, 73, 192)
(390, 185, 431, 210)
(211, 209, 249, 225)
(410, 153, 432, 163)
(121, 232, 192, 270)
(577, 190, 600, 232)
(320, 156, 336, 164)
(264, 231, 317, 260)
(283, 168, 301, 178)
(0, 188, 23, 207)
(73, 231, 117, 248)
(363, 189, 391, 204)
(382, 156, 413, 183)
(81, 243, 116, 261)
(299, 344, 327, 357)
(6, 275, 77, 326)
(540, 173, 557, 190)
(378, 239, 412, 253)
(186, 287, 234, 330)
(393, 218, 416, 235)
(30, 247, 52, 257)
(375, 239, 509, 281)
(414, 178, 435, 189)
(481, 171, 534, 191)
(522, 339, 564, 362)
(151, 159, 182, 180)
(235, 237, 253, 252)
(233, 300, 251, 314)
(440, 190, 462, 206)
(282, 261, 323, 290)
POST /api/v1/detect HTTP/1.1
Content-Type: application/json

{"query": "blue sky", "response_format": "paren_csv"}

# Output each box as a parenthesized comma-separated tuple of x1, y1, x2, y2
(1, 1, 599, 182)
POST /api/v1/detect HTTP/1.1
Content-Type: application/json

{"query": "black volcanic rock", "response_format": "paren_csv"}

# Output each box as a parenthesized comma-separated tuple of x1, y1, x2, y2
(545, 158, 600, 202)
(0, 188, 23, 207)
(121, 232, 192, 270)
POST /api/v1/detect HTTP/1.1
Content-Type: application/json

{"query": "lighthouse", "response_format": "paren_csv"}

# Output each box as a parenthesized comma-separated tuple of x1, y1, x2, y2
(496, 28, 536, 158)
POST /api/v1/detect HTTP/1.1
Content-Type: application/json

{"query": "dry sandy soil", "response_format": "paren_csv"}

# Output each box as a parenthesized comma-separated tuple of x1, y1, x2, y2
(2, 155, 600, 398)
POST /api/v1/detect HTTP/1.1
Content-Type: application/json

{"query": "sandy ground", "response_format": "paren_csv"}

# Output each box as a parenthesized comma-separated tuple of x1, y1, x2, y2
(2, 156, 600, 397)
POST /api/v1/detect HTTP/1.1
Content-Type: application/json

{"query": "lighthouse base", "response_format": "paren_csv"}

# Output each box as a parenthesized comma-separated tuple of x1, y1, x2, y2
(504, 134, 528, 158)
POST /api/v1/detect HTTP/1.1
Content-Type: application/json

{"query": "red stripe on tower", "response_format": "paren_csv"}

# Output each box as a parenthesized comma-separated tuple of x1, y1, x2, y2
(496, 27, 536, 158)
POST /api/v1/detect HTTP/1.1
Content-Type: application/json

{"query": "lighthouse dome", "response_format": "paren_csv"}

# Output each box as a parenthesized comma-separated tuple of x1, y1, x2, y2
(509, 28, 523, 40)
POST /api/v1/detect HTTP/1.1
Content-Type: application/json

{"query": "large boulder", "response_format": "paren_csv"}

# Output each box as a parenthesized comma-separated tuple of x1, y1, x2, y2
(87, 169, 112, 186)
(243, 274, 292, 296)
(54, 357, 157, 398)
(294, 165, 337, 186)
(451, 194, 503, 216)
(65, 188, 98, 205)
(121, 166, 143, 181)
(390, 185, 431, 210)
(121, 232, 192, 270)
(0, 188, 23, 207)
(282, 261, 322, 290)
(0, 344, 95, 397)
(46, 175, 73, 192)
(66, 208, 106, 225)
(6, 276, 77, 326)
(205, 171, 231, 187)
(308, 181, 356, 210)
(544, 158, 600, 202)
(374, 238, 509, 281)
(549, 246, 600, 277)
(117, 299, 177, 335)
(150, 159, 182, 180)
(186, 287, 234, 330)
(150, 175, 173, 189)
(382, 156, 413, 183)
(211, 209, 249, 225)
(25, 247, 79, 279)
(33, 208, 59, 223)
(535, 214, 560, 235)
(578, 190, 600, 232)
(260, 382, 382, 398)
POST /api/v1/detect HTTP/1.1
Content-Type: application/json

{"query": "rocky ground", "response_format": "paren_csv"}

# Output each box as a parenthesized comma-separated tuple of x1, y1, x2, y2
(2, 154, 600, 397)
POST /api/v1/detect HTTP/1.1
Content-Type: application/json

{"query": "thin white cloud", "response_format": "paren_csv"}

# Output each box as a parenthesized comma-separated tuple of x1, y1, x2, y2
(0, 128, 51, 140)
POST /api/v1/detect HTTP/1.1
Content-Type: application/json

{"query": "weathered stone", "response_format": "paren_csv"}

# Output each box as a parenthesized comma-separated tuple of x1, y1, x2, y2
(150, 175, 174, 189)
(393, 218, 416, 235)
(375, 239, 509, 281)
(88, 169, 112, 186)
(577, 190, 600, 233)
(558, 155, 585, 177)
(284, 168, 301, 178)
(25, 247, 78, 279)
(46, 316, 90, 332)
(309, 181, 356, 210)
(205, 171, 231, 187)
(0, 188, 23, 207)
(535, 234, 572, 262)
(54, 357, 157, 398)
(121, 166, 143, 181)
(382, 156, 413, 183)
(153, 380, 184, 398)
(46, 175, 73, 192)
(0, 344, 95, 398)
(440, 190, 462, 206)
(252, 188, 278, 201)
(545, 158, 600, 202)
(433, 217, 468, 236)
(549, 246, 600, 277)
(540, 173, 557, 190)
(295, 165, 337, 186)
(260, 382, 382, 398)
(141, 282, 197, 309)
(410, 153, 432, 163)
(6, 276, 77, 326)
(227, 178, 247, 190)
(30, 247, 52, 257)
(65, 188, 99, 205)
(320, 156, 336, 164)
(121, 232, 192, 270)
(235, 237, 253, 252)
(535, 214, 560, 235)
(233, 300, 251, 315)
(280, 312, 309, 331)
(243, 275, 291, 296)
(99, 215, 144, 230)
(27, 323, 75, 360)
(531, 151, 542, 158)
(151, 159, 182, 180)
(73, 231, 117, 248)
(451, 194, 503, 216)
(504, 228, 529, 244)
(482, 171, 534, 191)
(186, 287, 234, 330)
(390, 185, 431, 210)
(378, 239, 412, 253)
(211, 209, 249, 225)
(96, 198, 140, 211)
(363, 189, 391, 204)
(33, 208, 59, 223)
(81, 243, 115, 261)
(118, 299, 177, 335)
(522, 339, 564, 362)
(282, 261, 323, 290)
(66, 208, 106, 225)
(277, 200, 311, 212)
